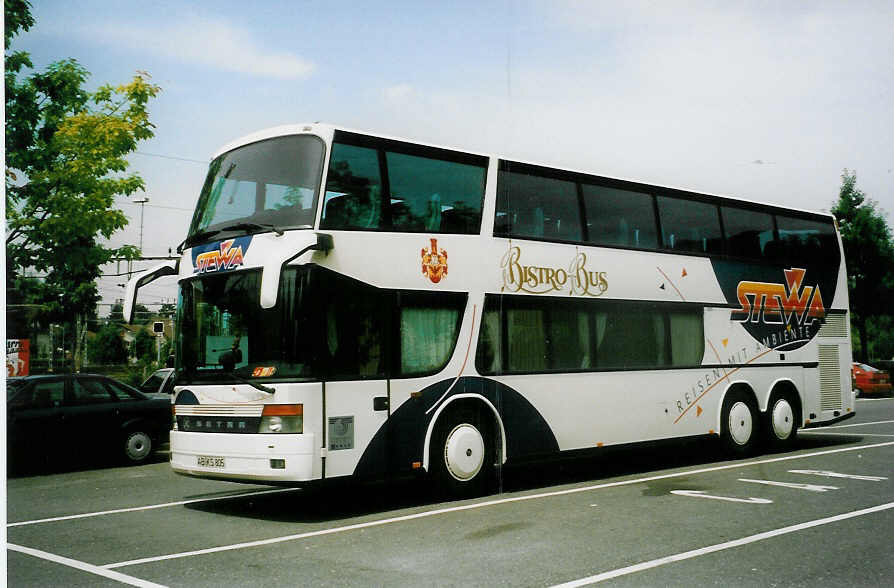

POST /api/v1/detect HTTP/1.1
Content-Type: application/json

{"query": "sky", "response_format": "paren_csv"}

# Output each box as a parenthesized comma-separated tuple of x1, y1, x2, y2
(11, 0, 894, 314)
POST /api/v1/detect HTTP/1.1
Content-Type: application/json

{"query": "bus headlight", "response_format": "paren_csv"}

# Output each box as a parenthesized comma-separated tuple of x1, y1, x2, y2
(259, 404, 303, 434)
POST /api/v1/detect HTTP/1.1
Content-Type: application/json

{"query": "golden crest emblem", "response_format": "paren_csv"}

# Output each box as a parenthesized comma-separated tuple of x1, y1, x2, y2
(421, 238, 448, 284)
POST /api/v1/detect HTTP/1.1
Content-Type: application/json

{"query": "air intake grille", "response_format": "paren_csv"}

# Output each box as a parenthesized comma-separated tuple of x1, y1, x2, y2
(818, 344, 842, 411)
(818, 314, 849, 338)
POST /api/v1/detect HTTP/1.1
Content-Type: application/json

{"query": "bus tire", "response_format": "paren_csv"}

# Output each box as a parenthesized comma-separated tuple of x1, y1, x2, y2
(430, 406, 496, 498)
(765, 393, 799, 450)
(720, 389, 759, 457)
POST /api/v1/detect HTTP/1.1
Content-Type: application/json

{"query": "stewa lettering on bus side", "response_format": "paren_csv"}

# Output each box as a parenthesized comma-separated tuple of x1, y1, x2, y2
(501, 246, 608, 296)
(675, 340, 766, 415)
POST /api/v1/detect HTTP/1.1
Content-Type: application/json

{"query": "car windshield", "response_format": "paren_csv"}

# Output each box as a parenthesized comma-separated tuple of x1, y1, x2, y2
(141, 373, 166, 390)
(6, 379, 27, 399)
(175, 267, 318, 384)
(187, 134, 325, 241)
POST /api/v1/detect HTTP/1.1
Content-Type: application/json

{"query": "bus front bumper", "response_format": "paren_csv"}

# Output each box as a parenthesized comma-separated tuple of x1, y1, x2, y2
(170, 430, 318, 483)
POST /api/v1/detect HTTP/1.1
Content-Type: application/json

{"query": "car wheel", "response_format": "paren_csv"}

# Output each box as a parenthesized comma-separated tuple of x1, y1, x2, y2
(853, 388, 861, 399)
(124, 430, 153, 464)
(431, 407, 496, 498)
(721, 390, 759, 457)
(765, 395, 798, 450)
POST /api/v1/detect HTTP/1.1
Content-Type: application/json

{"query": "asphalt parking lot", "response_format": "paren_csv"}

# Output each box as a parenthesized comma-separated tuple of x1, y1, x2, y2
(7, 397, 894, 587)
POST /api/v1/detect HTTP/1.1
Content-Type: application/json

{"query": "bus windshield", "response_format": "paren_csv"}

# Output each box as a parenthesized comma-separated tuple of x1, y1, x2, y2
(188, 135, 325, 240)
(175, 268, 318, 384)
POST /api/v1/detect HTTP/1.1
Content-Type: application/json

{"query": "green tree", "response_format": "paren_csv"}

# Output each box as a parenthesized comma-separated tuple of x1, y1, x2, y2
(5, 1, 160, 370)
(831, 170, 894, 362)
(109, 301, 149, 324)
(90, 323, 128, 364)
(134, 329, 156, 361)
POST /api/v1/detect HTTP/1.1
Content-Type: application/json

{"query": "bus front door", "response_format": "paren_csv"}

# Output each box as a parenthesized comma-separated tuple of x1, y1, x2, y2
(322, 379, 388, 479)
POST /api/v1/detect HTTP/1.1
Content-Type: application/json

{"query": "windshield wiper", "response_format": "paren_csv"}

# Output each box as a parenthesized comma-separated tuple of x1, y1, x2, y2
(220, 371, 275, 394)
(219, 222, 284, 236)
(177, 228, 222, 253)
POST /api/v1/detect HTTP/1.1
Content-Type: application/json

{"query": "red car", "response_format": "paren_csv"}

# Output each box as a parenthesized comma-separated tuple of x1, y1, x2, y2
(852, 363, 893, 397)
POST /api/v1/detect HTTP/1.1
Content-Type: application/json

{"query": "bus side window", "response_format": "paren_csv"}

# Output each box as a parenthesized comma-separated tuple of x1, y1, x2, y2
(581, 184, 658, 249)
(772, 214, 839, 269)
(657, 196, 723, 254)
(386, 151, 486, 234)
(496, 168, 581, 242)
(320, 271, 387, 379)
(721, 205, 775, 260)
(397, 293, 466, 376)
(321, 143, 383, 230)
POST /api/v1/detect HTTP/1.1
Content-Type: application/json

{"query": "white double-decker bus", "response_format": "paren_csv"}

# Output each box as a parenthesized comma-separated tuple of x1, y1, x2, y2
(126, 123, 854, 495)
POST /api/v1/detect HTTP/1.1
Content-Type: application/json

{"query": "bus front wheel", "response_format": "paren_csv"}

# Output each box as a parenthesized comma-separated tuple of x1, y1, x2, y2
(720, 390, 759, 457)
(431, 407, 496, 498)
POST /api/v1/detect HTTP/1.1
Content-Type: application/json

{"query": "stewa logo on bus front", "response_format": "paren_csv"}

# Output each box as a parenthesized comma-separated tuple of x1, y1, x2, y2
(192, 237, 253, 274)
(732, 267, 825, 350)
(501, 246, 608, 296)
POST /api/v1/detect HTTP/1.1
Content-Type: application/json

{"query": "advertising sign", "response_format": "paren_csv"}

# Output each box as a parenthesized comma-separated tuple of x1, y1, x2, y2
(7, 339, 31, 377)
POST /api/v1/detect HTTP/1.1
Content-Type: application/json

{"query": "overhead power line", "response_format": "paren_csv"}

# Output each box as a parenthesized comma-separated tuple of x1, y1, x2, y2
(134, 151, 208, 164)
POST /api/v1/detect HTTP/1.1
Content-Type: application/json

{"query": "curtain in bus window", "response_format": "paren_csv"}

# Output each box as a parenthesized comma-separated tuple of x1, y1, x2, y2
(657, 196, 723, 254)
(578, 312, 592, 368)
(322, 272, 386, 379)
(496, 170, 582, 241)
(321, 143, 383, 230)
(669, 311, 704, 366)
(549, 305, 584, 370)
(386, 152, 485, 234)
(507, 308, 547, 372)
(475, 308, 502, 374)
(400, 307, 461, 375)
(581, 184, 658, 249)
(596, 306, 665, 368)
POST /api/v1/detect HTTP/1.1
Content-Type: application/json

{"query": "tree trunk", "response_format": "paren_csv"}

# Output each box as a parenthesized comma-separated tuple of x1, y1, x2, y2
(856, 315, 869, 363)
(73, 314, 87, 372)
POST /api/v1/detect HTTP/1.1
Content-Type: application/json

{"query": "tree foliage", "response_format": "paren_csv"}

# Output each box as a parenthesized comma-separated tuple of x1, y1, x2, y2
(831, 170, 894, 361)
(90, 323, 129, 364)
(5, 0, 160, 368)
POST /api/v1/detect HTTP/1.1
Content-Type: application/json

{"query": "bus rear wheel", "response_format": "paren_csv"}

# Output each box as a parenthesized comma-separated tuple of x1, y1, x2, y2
(431, 407, 496, 498)
(720, 390, 759, 457)
(765, 395, 799, 450)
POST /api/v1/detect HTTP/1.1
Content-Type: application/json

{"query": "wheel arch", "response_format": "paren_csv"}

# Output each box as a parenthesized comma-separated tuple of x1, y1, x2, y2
(767, 378, 803, 426)
(422, 393, 507, 473)
(715, 380, 758, 434)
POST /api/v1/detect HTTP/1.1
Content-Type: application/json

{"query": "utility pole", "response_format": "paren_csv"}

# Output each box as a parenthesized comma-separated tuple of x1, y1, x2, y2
(133, 196, 149, 251)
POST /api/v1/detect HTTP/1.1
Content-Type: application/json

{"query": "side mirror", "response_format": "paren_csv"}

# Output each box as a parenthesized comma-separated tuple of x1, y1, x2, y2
(124, 261, 179, 323)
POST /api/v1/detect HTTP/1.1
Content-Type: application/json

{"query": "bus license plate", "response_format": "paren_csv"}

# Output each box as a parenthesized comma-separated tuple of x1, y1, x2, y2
(197, 455, 225, 468)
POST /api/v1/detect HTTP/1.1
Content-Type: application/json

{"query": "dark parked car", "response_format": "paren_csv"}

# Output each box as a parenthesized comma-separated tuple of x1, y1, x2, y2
(139, 367, 175, 395)
(7, 373, 172, 471)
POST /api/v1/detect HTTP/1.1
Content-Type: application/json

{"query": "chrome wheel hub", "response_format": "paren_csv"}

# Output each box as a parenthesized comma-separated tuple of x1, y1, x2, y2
(728, 401, 754, 446)
(444, 423, 484, 481)
(771, 398, 794, 440)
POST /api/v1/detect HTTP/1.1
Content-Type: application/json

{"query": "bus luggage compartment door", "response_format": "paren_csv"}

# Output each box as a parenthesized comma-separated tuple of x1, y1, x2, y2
(323, 379, 388, 478)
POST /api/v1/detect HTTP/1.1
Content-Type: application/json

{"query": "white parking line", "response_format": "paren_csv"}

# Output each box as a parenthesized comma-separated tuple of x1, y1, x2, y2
(7, 488, 298, 528)
(103, 440, 894, 570)
(821, 419, 894, 429)
(8, 543, 167, 588)
(801, 431, 894, 437)
(550, 501, 894, 587)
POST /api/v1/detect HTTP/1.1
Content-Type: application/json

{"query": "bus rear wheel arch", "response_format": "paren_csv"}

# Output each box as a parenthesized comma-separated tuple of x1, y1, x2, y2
(720, 386, 760, 457)
(429, 401, 500, 497)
